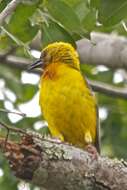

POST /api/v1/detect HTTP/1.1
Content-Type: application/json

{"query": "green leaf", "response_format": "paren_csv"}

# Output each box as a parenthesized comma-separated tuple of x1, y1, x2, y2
(81, 9, 96, 31)
(0, 156, 17, 190)
(0, 34, 11, 50)
(98, 0, 127, 26)
(89, 0, 100, 9)
(17, 84, 38, 103)
(7, 3, 38, 42)
(46, 0, 82, 34)
(114, 22, 127, 36)
(63, 0, 86, 7)
(42, 20, 76, 48)
(0, 0, 11, 12)
(15, 116, 41, 130)
(63, 0, 89, 21)
(94, 24, 115, 33)
(1, 26, 24, 46)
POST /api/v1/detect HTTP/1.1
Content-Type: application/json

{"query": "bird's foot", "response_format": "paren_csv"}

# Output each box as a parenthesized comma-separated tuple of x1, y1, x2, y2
(85, 144, 99, 160)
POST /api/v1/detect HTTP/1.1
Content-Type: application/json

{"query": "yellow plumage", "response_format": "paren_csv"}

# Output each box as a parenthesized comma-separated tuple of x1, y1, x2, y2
(29, 42, 100, 152)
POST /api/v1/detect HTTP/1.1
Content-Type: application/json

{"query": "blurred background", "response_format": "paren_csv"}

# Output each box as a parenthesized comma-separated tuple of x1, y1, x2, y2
(0, 0, 127, 189)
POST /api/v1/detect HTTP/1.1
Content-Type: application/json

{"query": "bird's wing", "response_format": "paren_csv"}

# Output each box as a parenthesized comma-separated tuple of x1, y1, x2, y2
(95, 104, 101, 154)
(84, 77, 101, 154)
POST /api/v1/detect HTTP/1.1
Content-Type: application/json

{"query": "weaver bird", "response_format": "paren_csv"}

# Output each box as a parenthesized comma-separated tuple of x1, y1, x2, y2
(29, 42, 100, 153)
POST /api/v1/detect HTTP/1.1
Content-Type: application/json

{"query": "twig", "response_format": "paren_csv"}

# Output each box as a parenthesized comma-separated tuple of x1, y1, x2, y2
(0, 0, 21, 25)
(0, 108, 26, 117)
(4, 127, 9, 150)
(0, 121, 27, 135)
(0, 121, 26, 150)
(1, 52, 127, 99)
(0, 54, 32, 70)
(0, 121, 72, 147)
(89, 79, 127, 99)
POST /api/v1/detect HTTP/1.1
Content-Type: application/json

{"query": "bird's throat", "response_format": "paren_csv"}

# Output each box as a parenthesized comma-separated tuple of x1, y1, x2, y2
(42, 62, 62, 80)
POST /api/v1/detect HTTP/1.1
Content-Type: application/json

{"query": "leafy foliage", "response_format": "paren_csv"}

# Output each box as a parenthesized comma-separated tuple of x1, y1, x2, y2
(0, 0, 127, 190)
(7, 3, 38, 42)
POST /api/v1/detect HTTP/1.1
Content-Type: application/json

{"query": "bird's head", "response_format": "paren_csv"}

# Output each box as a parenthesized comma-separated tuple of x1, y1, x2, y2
(29, 42, 80, 71)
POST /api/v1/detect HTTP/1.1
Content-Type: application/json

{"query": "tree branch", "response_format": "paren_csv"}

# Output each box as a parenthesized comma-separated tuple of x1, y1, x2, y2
(89, 79, 127, 99)
(0, 132, 127, 190)
(1, 2, 127, 73)
(77, 32, 127, 69)
(0, 54, 31, 70)
(1, 52, 127, 99)
(0, 0, 21, 25)
(31, 32, 127, 69)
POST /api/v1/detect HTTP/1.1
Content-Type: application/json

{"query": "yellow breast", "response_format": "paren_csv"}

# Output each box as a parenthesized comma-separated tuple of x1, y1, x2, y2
(39, 63, 97, 148)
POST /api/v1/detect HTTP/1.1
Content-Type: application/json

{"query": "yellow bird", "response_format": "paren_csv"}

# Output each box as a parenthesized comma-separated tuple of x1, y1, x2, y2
(29, 42, 100, 153)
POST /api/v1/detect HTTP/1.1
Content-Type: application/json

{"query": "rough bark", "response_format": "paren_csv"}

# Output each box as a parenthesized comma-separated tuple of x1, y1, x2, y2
(0, 134, 127, 190)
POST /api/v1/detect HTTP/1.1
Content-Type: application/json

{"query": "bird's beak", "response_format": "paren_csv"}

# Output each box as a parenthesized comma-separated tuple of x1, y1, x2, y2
(28, 59, 43, 71)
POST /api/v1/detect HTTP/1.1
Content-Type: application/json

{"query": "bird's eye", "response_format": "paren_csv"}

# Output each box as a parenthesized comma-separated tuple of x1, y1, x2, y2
(40, 50, 52, 65)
